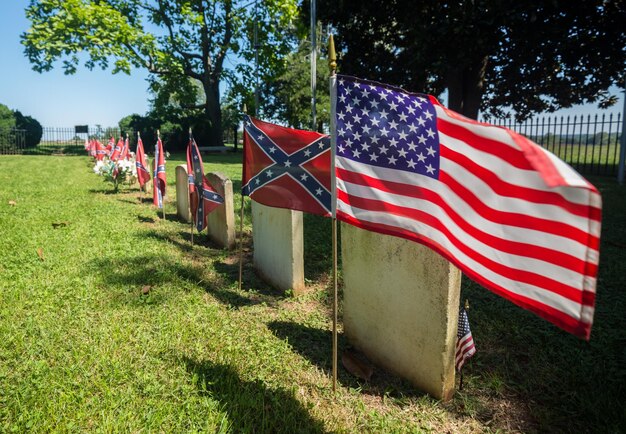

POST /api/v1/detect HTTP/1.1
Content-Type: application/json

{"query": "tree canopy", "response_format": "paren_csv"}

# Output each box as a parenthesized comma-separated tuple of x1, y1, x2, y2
(22, 0, 299, 145)
(263, 35, 331, 131)
(0, 104, 16, 131)
(314, 0, 625, 120)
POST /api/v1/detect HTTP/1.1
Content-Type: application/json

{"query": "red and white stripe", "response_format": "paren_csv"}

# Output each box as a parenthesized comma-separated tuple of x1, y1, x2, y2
(335, 99, 601, 339)
(455, 331, 476, 371)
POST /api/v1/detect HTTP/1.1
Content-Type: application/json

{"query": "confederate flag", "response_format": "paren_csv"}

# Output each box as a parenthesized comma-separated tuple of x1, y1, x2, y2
(242, 115, 331, 217)
(135, 135, 151, 188)
(186, 137, 224, 232)
(105, 137, 114, 157)
(95, 140, 107, 161)
(119, 135, 130, 160)
(110, 137, 124, 161)
(153, 137, 166, 208)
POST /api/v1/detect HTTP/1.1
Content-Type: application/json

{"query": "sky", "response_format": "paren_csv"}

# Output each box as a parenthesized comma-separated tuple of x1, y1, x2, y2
(0, 1, 623, 129)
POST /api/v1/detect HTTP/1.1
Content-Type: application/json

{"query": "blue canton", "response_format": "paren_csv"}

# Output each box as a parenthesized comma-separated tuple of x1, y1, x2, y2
(336, 76, 440, 179)
(242, 116, 331, 213)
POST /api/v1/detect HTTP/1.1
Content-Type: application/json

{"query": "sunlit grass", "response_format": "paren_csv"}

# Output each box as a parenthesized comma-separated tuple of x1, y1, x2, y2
(0, 155, 624, 432)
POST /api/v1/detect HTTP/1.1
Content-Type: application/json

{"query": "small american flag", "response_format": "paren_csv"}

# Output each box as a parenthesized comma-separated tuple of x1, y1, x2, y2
(455, 307, 476, 372)
(334, 75, 601, 339)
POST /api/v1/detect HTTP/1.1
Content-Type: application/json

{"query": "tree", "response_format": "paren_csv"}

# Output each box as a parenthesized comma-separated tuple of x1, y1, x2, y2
(314, 0, 625, 120)
(0, 103, 16, 131)
(22, 0, 299, 146)
(263, 33, 331, 131)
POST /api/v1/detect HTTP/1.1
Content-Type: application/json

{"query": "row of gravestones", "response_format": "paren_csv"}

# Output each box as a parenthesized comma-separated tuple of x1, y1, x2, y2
(174, 165, 461, 400)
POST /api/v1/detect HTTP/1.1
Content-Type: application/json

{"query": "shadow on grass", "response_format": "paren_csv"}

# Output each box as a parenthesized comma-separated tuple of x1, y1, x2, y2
(183, 357, 327, 434)
(90, 254, 215, 307)
(267, 320, 424, 399)
(88, 188, 123, 195)
(133, 230, 275, 309)
(141, 229, 224, 254)
(137, 215, 156, 224)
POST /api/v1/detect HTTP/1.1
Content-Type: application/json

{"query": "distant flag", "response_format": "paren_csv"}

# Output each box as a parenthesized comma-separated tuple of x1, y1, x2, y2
(242, 115, 331, 217)
(333, 74, 601, 339)
(105, 137, 114, 157)
(119, 135, 130, 161)
(89, 139, 97, 158)
(135, 134, 151, 189)
(153, 136, 166, 208)
(455, 306, 476, 372)
(187, 136, 224, 232)
(95, 140, 107, 161)
(110, 137, 124, 162)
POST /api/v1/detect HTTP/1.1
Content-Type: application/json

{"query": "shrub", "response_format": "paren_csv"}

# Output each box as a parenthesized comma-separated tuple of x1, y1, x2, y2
(14, 110, 42, 148)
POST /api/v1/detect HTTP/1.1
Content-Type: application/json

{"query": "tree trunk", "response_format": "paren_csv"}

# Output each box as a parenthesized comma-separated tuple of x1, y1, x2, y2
(204, 79, 224, 147)
(445, 56, 488, 120)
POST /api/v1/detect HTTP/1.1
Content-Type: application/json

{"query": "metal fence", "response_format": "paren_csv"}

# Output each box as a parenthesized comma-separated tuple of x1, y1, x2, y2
(482, 113, 623, 177)
(0, 126, 131, 156)
(1, 116, 624, 177)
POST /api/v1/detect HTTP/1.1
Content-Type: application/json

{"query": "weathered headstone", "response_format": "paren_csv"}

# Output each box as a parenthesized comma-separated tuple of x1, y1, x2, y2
(205, 172, 235, 249)
(251, 201, 305, 294)
(175, 165, 190, 222)
(341, 223, 462, 400)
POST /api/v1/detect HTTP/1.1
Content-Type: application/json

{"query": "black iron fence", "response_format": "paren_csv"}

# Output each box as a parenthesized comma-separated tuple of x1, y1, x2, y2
(482, 113, 623, 177)
(1, 116, 624, 177)
(0, 126, 132, 156)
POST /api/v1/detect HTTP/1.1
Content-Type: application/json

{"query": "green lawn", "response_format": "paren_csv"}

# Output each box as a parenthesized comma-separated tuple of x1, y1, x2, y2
(0, 154, 624, 432)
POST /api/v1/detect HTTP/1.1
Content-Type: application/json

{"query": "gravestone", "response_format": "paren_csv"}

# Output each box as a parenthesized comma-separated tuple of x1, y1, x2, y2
(341, 223, 462, 400)
(251, 201, 305, 294)
(205, 172, 235, 249)
(175, 165, 191, 222)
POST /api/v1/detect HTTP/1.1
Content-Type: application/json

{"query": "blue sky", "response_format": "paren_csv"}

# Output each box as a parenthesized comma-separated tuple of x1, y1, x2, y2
(0, 1, 623, 128)
(0, 1, 151, 127)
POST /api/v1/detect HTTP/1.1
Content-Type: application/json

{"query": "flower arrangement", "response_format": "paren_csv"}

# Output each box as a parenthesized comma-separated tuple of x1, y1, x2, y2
(93, 155, 138, 192)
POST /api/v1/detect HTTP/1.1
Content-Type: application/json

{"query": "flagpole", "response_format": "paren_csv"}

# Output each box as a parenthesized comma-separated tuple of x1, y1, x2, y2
(328, 34, 338, 394)
(310, 0, 317, 131)
(238, 105, 247, 291)
(459, 299, 470, 391)
(137, 131, 143, 204)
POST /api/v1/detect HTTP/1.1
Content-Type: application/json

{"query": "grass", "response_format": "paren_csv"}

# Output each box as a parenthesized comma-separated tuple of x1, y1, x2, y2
(0, 154, 624, 432)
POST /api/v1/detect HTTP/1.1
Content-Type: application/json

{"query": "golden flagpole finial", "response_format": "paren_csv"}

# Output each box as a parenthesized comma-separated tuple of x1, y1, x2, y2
(243, 103, 247, 114)
(328, 34, 337, 74)
(464, 299, 470, 310)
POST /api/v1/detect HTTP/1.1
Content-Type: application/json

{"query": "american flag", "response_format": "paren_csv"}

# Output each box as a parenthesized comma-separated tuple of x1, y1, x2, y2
(455, 307, 476, 372)
(186, 137, 224, 232)
(153, 137, 166, 208)
(334, 75, 601, 339)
